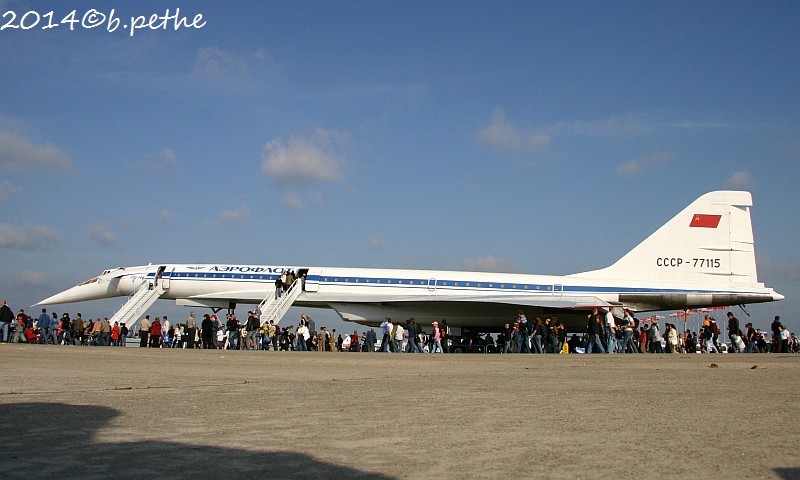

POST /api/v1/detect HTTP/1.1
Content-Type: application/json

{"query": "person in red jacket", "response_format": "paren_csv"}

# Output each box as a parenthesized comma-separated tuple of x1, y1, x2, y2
(111, 322, 120, 346)
(149, 317, 162, 348)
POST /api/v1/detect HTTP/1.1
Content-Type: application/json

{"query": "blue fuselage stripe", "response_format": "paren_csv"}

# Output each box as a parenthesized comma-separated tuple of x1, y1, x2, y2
(141, 271, 759, 297)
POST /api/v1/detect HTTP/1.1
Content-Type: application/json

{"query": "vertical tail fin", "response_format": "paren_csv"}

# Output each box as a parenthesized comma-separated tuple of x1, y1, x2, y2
(573, 191, 760, 286)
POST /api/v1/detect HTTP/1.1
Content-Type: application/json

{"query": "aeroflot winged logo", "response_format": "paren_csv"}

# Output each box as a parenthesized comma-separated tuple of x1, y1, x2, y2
(689, 214, 722, 228)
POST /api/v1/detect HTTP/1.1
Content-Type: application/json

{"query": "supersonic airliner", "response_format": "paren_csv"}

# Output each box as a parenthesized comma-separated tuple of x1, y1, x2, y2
(36, 191, 783, 331)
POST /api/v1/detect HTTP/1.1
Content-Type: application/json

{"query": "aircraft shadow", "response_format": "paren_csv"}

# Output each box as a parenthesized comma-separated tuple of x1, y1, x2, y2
(0, 402, 393, 479)
(775, 468, 800, 480)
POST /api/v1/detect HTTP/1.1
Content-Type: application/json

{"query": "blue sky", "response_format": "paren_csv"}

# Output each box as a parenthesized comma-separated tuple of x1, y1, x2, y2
(1, 0, 798, 335)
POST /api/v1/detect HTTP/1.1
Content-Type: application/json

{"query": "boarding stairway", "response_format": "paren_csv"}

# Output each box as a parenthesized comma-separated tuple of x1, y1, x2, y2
(257, 280, 302, 326)
(110, 279, 166, 330)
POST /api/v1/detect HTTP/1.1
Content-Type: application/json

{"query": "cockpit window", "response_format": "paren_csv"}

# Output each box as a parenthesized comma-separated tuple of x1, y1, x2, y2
(79, 278, 99, 286)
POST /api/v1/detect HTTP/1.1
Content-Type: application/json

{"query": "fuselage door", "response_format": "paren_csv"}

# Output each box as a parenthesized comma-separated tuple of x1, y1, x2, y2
(154, 265, 170, 290)
(553, 284, 563, 298)
(428, 278, 436, 291)
(162, 267, 173, 290)
(304, 268, 320, 292)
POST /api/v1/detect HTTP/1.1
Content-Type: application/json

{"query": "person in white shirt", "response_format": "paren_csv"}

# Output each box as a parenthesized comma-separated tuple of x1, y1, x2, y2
(604, 308, 617, 353)
(296, 318, 310, 351)
(621, 309, 638, 353)
(394, 323, 405, 353)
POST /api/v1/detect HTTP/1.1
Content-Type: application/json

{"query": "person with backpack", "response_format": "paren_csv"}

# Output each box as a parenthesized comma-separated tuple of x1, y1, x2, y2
(711, 319, 721, 350)
(13, 309, 27, 343)
(271, 322, 280, 351)
(703, 316, 719, 353)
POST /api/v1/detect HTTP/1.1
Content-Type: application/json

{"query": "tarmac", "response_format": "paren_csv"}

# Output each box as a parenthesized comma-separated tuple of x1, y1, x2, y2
(0, 344, 798, 479)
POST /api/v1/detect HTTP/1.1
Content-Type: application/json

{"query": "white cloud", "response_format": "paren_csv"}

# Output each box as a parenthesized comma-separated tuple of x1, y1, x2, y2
(139, 147, 180, 172)
(18, 271, 48, 287)
(668, 120, 728, 129)
(477, 111, 662, 155)
(219, 205, 251, 225)
(160, 148, 178, 165)
(86, 223, 121, 247)
(193, 47, 270, 87)
(615, 152, 672, 176)
(462, 256, 515, 273)
(282, 190, 306, 210)
(615, 159, 643, 176)
(280, 190, 325, 211)
(0, 130, 72, 173)
(477, 108, 551, 153)
(116, 214, 140, 229)
(725, 170, 752, 187)
(195, 47, 248, 83)
(0, 271, 50, 291)
(0, 180, 20, 200)
(261, 129, 344, 184)
(547, 113, 729, 138)
(550, 114, 657, 137)
(477, 111, 735, 158)
(202, 205, 252, 228)
(0, 222, 59, 250)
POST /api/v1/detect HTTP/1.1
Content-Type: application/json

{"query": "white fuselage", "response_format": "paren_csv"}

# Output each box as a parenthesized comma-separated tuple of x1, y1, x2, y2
(36, 192, 785, 331)
(39, 262, 781, 331)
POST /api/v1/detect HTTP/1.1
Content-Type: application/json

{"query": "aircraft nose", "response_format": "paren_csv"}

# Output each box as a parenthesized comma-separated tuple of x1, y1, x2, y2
(34, 279, 112, 306)
(35, 285, 88, 305)
(772, 291, 785, 302)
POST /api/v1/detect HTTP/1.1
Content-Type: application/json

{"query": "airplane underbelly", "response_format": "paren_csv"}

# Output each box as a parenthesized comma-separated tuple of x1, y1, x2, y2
(327, 301, 589, 331)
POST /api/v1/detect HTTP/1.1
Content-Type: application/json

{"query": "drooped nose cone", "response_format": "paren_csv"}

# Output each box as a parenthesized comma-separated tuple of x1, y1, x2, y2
(772, 291, 785, 302)
(36, 285, 89, 305)
(35, 278, 116, 305)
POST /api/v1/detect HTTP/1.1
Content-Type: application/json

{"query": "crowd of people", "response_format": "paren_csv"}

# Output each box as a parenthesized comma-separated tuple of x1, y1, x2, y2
(572, 307, 797, 354)
(0, 301, 129, 346)
(0, 299, 795, 354)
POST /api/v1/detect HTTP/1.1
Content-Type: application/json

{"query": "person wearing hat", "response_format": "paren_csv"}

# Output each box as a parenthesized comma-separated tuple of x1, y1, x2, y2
(431, 321, 442, 353)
